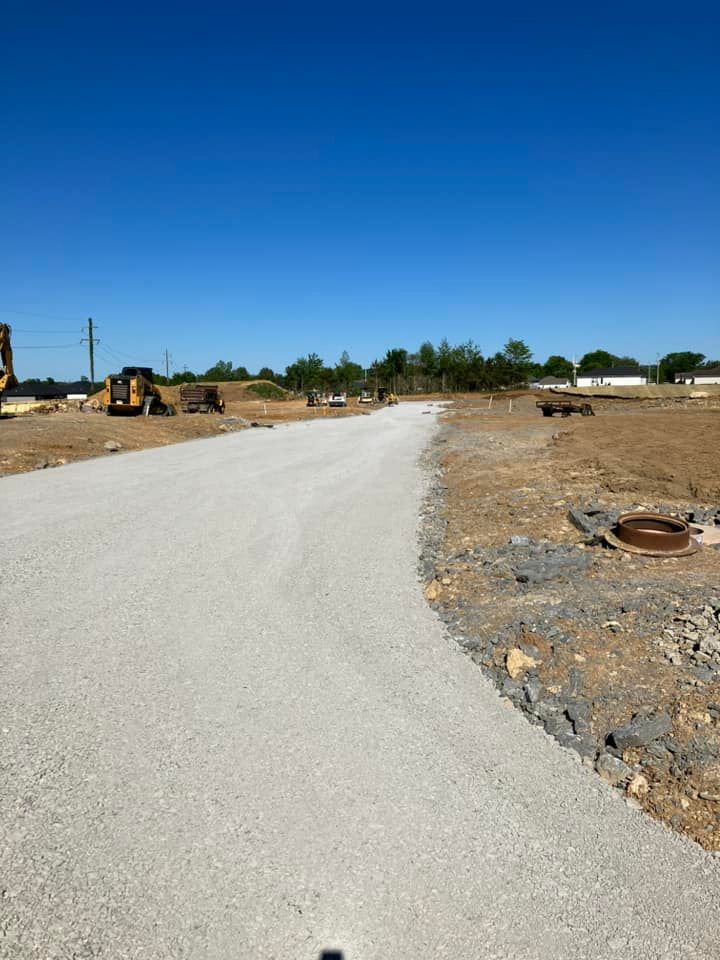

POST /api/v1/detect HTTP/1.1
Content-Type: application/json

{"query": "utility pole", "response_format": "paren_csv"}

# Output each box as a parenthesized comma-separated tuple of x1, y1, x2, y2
(81, 318, 99, 391)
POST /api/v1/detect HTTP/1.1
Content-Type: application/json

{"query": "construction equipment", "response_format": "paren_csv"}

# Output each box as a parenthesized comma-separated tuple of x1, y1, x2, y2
(306, 390, 321, 407)
(377, 387, 388, 403)
(0, 324, 18, 416)
(179, 383, 224, 414)
(387, 392, 399, 406)
(103, 367, 174, 416)
(536, 399, 594, 418)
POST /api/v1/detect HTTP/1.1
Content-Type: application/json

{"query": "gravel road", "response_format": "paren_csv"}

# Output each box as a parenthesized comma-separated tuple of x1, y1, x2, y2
(3, 404, 720, 959)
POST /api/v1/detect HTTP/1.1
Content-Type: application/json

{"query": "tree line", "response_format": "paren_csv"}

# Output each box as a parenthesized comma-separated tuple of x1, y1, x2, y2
(150, 344, 719, 394)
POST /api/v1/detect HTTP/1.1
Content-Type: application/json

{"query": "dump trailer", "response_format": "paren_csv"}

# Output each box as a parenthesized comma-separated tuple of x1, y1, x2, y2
(103, 367, 174, 416)
(536, 399, 594, 417)
(0, 324, 18, 415)
(179, 383, 224, 414)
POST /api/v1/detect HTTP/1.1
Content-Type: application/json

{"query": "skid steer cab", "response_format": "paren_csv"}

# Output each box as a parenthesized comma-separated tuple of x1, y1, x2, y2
(103, 367, 175, 416)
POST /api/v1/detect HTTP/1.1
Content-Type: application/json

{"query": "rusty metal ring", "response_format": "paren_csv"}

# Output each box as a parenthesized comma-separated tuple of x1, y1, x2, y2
(605, 512, 697, 557)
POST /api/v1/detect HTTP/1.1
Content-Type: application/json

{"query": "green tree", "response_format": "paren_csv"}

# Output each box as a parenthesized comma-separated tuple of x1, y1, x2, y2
(542, 355, 574, 380)
(203, 360, 233, 381)
(578, 349, 616, 372)
(486, 351, 513, 389)
(503, 338, 533, 385)
(170, 367, 197, 384)
(286, 353, 324, 392)
(334, 350, 364, 390)
(232, 365, 251, 381)
(382, 348, 408, 393)
(451, 340, 484, 390)
(418, 341, 437, 389)
(436, 338, 453, 392)
(659, 351, 705, 383)
(257, 366, 276, 381)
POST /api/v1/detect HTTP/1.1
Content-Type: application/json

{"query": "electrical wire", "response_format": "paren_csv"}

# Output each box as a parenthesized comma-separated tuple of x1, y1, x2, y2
(0, 308, 85, 322)
(95, 345, 158, 369)
(9, 328, 81, 334)
(14, 343, 81, 350)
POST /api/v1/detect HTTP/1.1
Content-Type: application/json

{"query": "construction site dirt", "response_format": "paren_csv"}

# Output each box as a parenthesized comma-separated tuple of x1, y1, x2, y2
(0, 381, 373, 476)
(421, 392, 720, 851)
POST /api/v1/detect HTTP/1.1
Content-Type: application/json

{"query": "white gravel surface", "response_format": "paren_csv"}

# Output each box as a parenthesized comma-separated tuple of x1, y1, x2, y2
(3, 403, 720, 959)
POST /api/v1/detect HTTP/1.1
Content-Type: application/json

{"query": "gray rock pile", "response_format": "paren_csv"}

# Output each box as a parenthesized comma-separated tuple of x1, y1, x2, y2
(656, 601, 720, 672)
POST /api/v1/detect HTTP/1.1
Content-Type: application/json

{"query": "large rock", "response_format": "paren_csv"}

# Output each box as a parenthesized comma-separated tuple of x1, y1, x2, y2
(608, 713, 672, 751)
(104, 440, 122, 452)
(568, 508, 596, 537)
(424, 579, 442, 602)
(595, 753, 632, 786)
(506, 648, 538, 680)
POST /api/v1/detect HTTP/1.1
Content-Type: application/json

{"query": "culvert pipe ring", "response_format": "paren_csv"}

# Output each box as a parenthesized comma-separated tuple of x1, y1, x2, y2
(604, 512, 698, 557)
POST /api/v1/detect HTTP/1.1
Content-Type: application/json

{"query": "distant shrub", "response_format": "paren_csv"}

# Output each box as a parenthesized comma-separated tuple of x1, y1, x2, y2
(246, 382, 285, 400)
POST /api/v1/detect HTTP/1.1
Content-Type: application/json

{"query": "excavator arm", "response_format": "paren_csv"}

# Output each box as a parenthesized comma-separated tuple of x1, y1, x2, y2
(0, 323, 18, 393)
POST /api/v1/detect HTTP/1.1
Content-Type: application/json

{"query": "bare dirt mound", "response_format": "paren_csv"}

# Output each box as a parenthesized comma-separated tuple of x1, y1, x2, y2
(89, 379, 287, 405)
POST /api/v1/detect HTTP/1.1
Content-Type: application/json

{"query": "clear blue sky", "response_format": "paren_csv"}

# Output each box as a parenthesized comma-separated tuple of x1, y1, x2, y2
(2, 2, 719, 380)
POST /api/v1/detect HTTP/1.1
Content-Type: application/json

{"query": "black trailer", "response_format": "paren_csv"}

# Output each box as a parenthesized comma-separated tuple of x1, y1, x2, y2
(536, 399, 594, 417)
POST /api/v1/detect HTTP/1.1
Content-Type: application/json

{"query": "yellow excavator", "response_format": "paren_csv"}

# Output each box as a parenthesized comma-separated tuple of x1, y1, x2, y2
(0, 323, 18, 415)
(103, 366, 174, 416)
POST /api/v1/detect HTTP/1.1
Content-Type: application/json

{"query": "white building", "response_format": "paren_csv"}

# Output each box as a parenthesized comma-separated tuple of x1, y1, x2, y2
(531, 375, 571, 390)
(576, 367, 647, 387)
(675, 367, 720, 385)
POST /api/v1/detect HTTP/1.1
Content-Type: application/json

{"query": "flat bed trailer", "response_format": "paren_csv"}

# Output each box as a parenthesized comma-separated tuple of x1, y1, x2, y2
(536, 399, 594, 417)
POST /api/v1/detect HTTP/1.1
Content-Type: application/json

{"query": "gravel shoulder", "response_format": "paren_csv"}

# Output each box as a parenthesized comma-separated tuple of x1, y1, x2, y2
(421, 393, 720, 850)
(3, 403, 720, 959)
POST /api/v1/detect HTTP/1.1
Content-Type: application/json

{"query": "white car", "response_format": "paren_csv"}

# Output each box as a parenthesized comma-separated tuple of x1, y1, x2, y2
(328, 392, 347, 407)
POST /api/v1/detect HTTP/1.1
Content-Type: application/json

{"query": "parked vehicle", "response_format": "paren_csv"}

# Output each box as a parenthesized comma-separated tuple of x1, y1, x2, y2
(358, 390, 374, 404)
(103, 367, 174, 416)
(179, 383, 224, 414)
(328, 392, 347, 408)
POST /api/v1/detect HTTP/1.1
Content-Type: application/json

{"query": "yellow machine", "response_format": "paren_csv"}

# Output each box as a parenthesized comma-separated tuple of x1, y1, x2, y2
(103, 366, 174, 416)
(0, 324, 18, 414)
(387, 392, 399, 405)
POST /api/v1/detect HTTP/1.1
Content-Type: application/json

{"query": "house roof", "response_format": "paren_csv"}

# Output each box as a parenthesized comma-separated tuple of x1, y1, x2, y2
(678, 367, 720, 377)
(1, 380, 90, 399)
(580, 367, 644, 378)
(536, 375, 570, 384)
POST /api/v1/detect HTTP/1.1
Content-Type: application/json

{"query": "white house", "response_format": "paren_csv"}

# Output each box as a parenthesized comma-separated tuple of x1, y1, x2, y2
(531, 375, 571, 390)
(576, 367, 647, 388)
(675, 367, 720, 385)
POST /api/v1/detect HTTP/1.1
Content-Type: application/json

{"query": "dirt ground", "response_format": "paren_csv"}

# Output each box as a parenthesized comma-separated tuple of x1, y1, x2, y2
(426, 392, 720, 850)
(0, 386, 375, 476)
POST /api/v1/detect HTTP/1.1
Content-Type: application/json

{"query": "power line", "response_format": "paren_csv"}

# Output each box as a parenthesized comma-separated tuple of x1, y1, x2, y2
(14, 343, 81, 349)
(103, 342, 161, 361)
(10, 328, 81, 334)
(0, 308, 85, 322)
